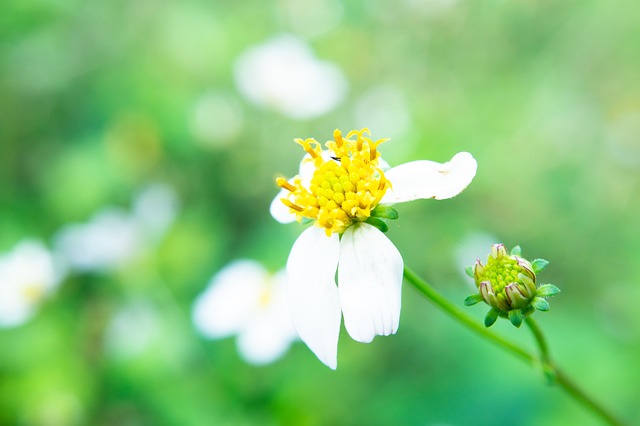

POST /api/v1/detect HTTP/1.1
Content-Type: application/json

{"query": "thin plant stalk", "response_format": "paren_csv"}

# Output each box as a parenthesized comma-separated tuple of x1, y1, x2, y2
(403, 265, 624, 426)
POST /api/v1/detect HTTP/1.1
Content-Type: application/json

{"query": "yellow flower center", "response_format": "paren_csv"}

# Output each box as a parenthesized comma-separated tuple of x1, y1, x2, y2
(277, 129, 390, 236)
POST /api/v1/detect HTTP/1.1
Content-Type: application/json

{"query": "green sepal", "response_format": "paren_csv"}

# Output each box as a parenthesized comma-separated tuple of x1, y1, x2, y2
(531, 297, 550, 311)
(484, 309, 498, 327)
(464, 294, 483, 306)
(508, 309, 524, 328)
(370, 205, 399, 220)
(536, 284, 560, 297)
(510, 245, 522, 256)
(464, 266, 474, 278)
(532, 259, 550, 274)
(364, 217, 389, 233)
(301, 217, 314, 225)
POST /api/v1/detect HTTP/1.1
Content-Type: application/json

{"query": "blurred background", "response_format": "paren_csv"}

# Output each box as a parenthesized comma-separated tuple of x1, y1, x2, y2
(1, 0, 639, 424)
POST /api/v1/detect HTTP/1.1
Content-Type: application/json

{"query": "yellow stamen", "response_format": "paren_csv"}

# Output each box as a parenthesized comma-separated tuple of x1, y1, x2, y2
(276, 129, 391, 235)
(282, 198, 304, 212)
(335, 129, 345, 147)
(276, 177, 296, 192)
(295, 138, 320, 159)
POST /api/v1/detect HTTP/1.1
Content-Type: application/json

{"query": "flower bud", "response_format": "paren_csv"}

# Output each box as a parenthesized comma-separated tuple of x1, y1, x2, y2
(464, 244, 560, 328)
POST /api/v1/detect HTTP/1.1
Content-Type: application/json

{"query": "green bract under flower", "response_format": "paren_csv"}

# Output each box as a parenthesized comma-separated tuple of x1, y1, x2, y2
(464, 244, 560, 328)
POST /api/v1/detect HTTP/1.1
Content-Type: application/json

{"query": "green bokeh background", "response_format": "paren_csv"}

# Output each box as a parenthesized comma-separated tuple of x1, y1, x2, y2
(2, 0, 639, 424)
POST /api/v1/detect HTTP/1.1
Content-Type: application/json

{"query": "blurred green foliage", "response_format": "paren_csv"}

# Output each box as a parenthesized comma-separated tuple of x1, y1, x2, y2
(1, 0, 639, 425)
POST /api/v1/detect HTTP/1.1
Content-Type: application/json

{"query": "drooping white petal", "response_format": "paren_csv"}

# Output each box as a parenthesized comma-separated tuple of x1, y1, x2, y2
(270, 184, 297, 224)
(338, 223, 403, 343)
(381, 152, 477, 204)
(286, 226, 341, 369)
(192, 260, 267, 338)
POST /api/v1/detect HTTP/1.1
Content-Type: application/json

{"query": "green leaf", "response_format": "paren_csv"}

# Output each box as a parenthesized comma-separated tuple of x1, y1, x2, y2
(464, 294, 483, 306)
(532, 297, 550, 311)
(301, 217, 313, 225)
(536, 284, 560, 297)
(508, 309, 523, 328)
(364, 217, 388, 233)
(484, 309, 498, 327)
(464, 266, 474, 278)
(370, 205, 399, 220)
(510, 245, 522, 256)
(532, 259, 550, 274)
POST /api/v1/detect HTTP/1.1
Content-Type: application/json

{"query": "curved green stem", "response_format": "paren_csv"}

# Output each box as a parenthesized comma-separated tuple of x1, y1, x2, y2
(402, 266, 533, 363)
(524, 317, 550, 362)
(525, 317, 624, 426)
(403, 265, 624, 426)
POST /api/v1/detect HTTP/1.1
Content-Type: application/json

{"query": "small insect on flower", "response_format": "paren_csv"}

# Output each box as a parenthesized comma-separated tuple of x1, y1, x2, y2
(271, 128, 477, 368)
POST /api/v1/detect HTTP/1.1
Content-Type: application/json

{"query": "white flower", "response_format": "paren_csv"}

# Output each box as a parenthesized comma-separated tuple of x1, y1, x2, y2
(54, 183, 178, 272)
(271, 129, 477, 369)
(54, 208, 141, 272)
(234, 35, 347, 119)
(192, 260, 298, 365)
(0, 240, 64, 327)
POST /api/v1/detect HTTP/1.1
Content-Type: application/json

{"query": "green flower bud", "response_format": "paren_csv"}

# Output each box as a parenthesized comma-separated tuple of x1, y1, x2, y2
(464, 243, 560, 328)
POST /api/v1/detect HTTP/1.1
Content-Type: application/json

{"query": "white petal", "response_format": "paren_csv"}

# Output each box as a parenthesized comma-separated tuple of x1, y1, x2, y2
(298, 153, 316, 186)
(377, 156, 391, 171)
(192, 260, 267, 338)
(338, 223, 403, 343)
(236, 270, 298, 365)
(269, 182, 297, 224)
(286, 226, 341, 369)
(381, 152, 477, 204)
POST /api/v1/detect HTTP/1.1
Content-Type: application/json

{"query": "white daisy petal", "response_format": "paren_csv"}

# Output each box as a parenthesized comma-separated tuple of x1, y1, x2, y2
(236, 317, 295, 365)
(381, 152, 477, 204)
(298, 154, 315, 184)
(270, 184, 297, 224)
(236, 270, 297, 365)
(286, 226, 341, 369)
(338, 223, 403, 343)
(192, 260, 266, 338)
(378, 156, 391, 171)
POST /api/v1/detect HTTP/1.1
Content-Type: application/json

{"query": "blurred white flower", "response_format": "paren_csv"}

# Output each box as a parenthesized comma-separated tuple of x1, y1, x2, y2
(234, 35, 347, 119)
(54, 183, 179, 272)
(132, 183, 180, 240)
(192, 260, 298, 365)
(54, 209, 141, 272)
(0, 240, 64, 327)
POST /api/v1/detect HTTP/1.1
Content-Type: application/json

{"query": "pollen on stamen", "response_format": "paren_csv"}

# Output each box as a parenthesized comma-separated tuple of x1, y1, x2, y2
(282, 199, 304, 212)
(333, 129, 343, 148)
(295, 138, 320, 159)
(277, 128, 391, 235)
(276, 177, 296, 192)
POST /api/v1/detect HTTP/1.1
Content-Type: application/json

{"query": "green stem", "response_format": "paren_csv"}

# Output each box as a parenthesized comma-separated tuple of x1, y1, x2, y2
(524, 317, 550, 362)
(403, 265, 624, 426)
(402, 266, 533, 363)
(525, 317, 624, 426)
